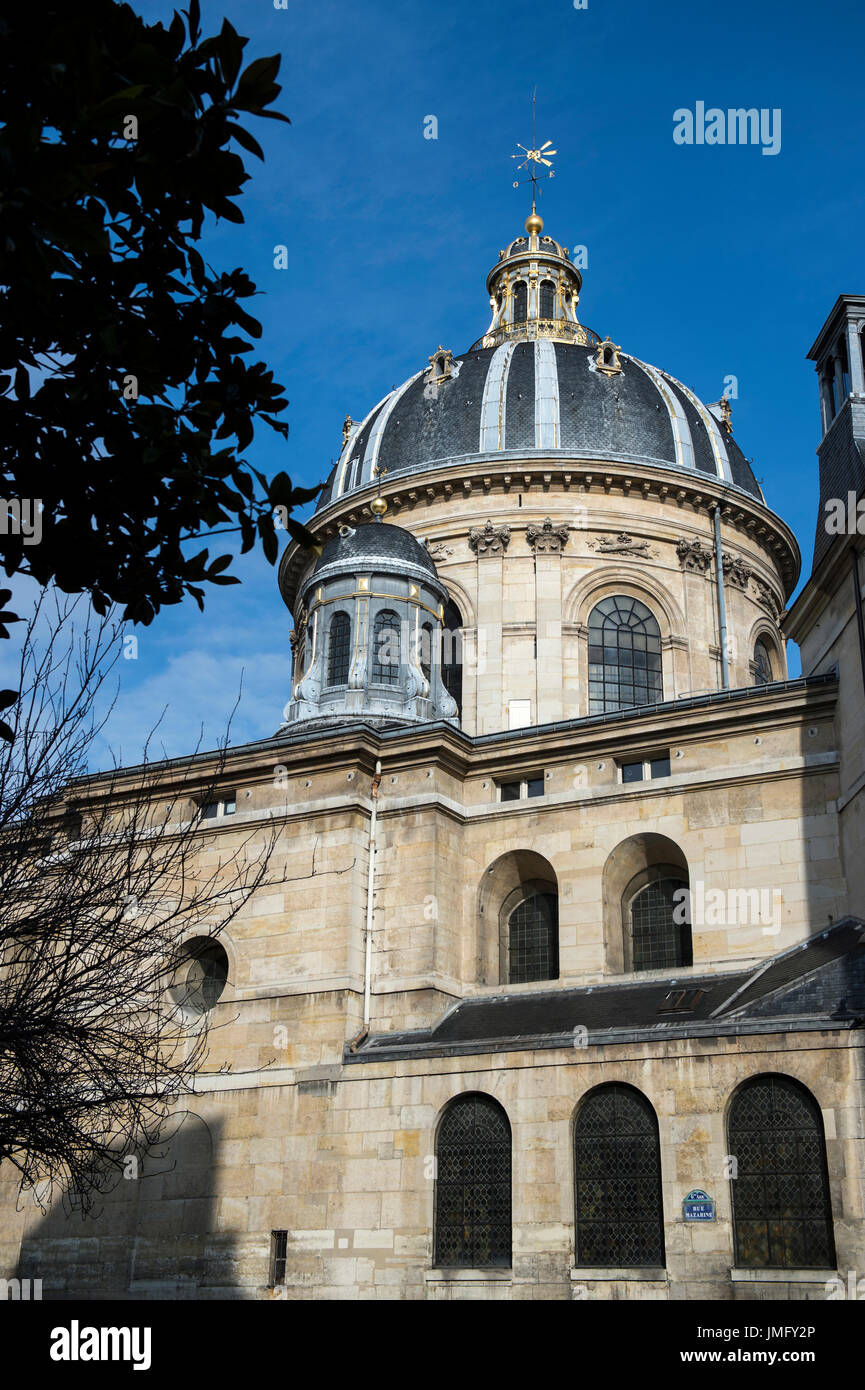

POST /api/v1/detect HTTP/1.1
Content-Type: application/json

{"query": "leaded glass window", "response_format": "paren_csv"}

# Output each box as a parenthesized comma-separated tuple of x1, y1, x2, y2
(728, 1076, 835, 1270)
(371, 609, 401, 685)
(327, 611, 351, 687)
(513, 281, 528, 322)
(588, 596, 663, 714)
(754, 640, 773, 685)
(435, 1095, 511, 1268)
(540, 279, 556, 319)
(628, 873, 691, 971)
(574, 1084, 665, 1267)
(508, 892, 558, 983)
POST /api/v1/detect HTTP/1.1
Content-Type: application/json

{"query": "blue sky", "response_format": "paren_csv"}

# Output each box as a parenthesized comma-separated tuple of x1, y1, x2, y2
(7, 0, 865, 764)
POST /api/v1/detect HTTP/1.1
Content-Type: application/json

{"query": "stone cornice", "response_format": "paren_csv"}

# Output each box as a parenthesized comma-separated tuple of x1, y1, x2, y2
(279, 457, 800, 613)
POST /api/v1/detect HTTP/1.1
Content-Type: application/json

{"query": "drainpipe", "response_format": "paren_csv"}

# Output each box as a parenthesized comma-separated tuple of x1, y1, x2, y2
(713, 505, 730, 690)
(363, 759, 382, 1027)
(853, 544, 865, 701)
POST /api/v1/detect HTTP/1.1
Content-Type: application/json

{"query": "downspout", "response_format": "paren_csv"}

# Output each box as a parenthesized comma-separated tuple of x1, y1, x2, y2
(852, 544, 865, 701)
(349, 757, 382, 1053)
(713, 505, 730, 690)
(363, 758, 382, 1027)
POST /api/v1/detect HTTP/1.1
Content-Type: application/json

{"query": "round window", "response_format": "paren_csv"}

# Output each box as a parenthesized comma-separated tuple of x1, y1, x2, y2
(177, 939, 229, 1017)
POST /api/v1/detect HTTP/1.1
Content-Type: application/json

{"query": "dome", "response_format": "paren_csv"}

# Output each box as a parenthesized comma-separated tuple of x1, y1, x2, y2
(316, 341, 763, 513)
(312, 521, 438, 577)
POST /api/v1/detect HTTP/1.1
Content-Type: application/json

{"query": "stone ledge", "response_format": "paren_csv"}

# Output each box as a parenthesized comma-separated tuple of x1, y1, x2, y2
(571, 1267, 668, 1281)
(729, 1267, 836, 1283)
(424, 1268, 512, 1282)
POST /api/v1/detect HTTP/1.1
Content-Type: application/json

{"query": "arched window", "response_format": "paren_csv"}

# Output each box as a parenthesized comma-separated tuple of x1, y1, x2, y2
(513, 281, 528, 323)
(626, 866, 691, 971)
(507, 892, 558, 984)
(574, 1084, 665, 1267)
(435, 1095, 511, 1268)
(728, 1076, 835, 1269)
(327, 611, 351, 687)
(539, 280, 556, 319)
(441, 597, 464, 715)
(371, 609, 401, 685)
(418, 622, 433, 682)
(588, 596, 663, 714)
(753, 639, 773, 685)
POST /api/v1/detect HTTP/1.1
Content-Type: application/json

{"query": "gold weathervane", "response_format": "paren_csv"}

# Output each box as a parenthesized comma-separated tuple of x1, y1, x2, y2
(512, 88, 557, 214)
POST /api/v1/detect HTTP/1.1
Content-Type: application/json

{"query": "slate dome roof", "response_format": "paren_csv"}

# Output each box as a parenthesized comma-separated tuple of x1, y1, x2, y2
(315, 340, 763, 513)
(311, 521, 438, 577)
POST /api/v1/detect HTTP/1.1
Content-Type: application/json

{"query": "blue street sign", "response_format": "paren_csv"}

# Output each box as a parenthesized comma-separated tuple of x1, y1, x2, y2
(682, 1189, 715, 1221)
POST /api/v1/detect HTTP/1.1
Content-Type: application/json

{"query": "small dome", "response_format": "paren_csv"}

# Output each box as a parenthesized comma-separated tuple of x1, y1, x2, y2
(312, 522, 438, 577)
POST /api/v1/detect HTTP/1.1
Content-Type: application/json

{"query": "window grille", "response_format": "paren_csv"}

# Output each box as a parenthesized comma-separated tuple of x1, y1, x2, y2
(435, 1095, 511, 1268)
(574, 1084, 665, 1267)
(508, 892, 558, 983)
(372, 609, 401, 685)
(327, 612, 351, 687)
(588, 595, 663, 714)
(629, 875, 691, 971)
(728, 1076, 835, 1269)
(753, 640, 773, 685)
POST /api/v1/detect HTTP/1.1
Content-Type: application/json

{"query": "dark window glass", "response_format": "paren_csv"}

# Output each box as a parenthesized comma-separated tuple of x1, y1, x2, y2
(201, 801, 219, 819)
(419, 622, 433, 682)
(588, 597, 663, 714)
(539, 280, 556, 319)
(650, 756, 671, 779)
(728, 1076, 835, 1270)
(270, 1230, 288, 1287)
(327, 611, 351, 687)
(435, 1095, 511, 1268)
(508, 892, 558, 983)
(182, 940, 229, 1015)
(513, 281, 528, 322)
(499, 781, 521, 801)
(630, 875, 691, 971)
(526, 776, 545, 798)
(372, 609, 401, 685)
(441, 598, 463, 716)
(753, 640, 773, 685)
(621, 761, 643, 783)
(575, 1084, 665, 1267)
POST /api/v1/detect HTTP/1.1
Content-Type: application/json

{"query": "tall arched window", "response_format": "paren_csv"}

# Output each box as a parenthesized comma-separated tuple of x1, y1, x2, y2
(513, 281, 528, 323)
(574, 1084, 665, 1267)
(588, 596, 663, 714)
(371, 609, 401, 685)
(625, 866, 692, 971)
(327, 611, 351, 687)
(507, 892, 558, 984)
(435, 1095, 511, 1268)
(753, 639, 773, 685)
(728, 1075, 835, 1269)
(539, 280, 556, 319)
(441, 597, 464, 715)
(418, 622, 433, 682)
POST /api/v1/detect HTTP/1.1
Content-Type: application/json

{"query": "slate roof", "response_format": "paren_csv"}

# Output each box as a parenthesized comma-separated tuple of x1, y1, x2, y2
(317, 343, 763, 513)
(345, 918, 865, 1063)
(312, 522, 438, 577)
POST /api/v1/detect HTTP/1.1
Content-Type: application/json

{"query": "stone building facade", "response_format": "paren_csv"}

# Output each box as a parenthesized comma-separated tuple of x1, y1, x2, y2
(2, 212, 864, 1302)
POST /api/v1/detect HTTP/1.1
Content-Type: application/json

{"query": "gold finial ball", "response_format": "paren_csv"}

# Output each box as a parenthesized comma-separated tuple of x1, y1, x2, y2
(370, 496, 388, 518)
(525, 210, 544, 235)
